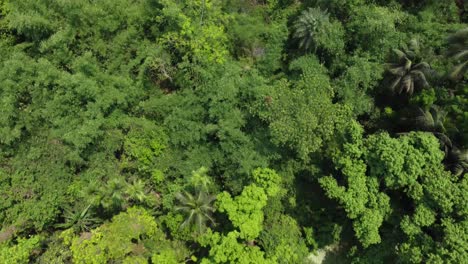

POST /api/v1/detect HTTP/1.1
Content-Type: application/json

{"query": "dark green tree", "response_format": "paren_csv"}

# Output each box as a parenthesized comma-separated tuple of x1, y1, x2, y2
(386, 40, 430, 95)
(447, 27, 468, 79)
(447, 147, 468, 176)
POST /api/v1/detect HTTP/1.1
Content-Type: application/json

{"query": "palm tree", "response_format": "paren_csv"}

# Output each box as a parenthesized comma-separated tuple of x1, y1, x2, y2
(125, 179, 149, 203)
(414, 105, 452, 152)
(386, 39, 430, 95)
(101, 177, 126, 209)
(292, 7, 330, 52)
(174, 189, 216, 233)
(447, 27, 468, 80)
(415, 105, 447, 133)
(56, 204, 100, 232)
(447, 148, 468, 176)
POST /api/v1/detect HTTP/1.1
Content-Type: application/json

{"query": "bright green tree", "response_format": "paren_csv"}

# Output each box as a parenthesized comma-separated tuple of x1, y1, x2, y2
(321, 121, 468, 262)
(0, 236, 42, 264)
(68, 207, 188, 263)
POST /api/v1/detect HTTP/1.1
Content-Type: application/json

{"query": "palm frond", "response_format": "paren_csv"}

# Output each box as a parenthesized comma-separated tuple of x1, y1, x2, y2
(293, 8, 330, 52)
(449, 60, 468, 80)
(174, 188, 216, 234)
(447, 28, 468, 80)
(386, 39, 430, 95)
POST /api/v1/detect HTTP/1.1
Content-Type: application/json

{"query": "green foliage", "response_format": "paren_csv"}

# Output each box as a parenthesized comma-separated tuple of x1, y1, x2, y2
(141, 60, 270, 192)
(321, 121, 468, 262)
(347, 5, 407, 59)
(414, 105, 447, 133)
(159, 0, 229, 64)
(259, 214, 309, 264)
(36, 233, 72, 264)
(335, 55, 384, 115)
(55, 204, 100, 232)
(209, 168, 283, 250)
(293, 8, 327, 51)
(255, 55, 350, 160)
(123, 124, 167, 169)
(447, 148, 468, 177)
(0, 0, 466, 263)
(199, 230, 273, 264)
(251, 168, 282, 197)
(69, 207, 187, 263)
(319, 121, 391, 247)
(0, 236, 42, 264)
(0, 0, 7, 14)
(0, 138, 74, 231)
(410, 88, 437, 108)
(217, 185, 268, 241)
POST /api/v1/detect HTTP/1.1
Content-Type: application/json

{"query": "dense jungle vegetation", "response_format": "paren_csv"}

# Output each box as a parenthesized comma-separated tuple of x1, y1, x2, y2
(0, 0, 467, 263)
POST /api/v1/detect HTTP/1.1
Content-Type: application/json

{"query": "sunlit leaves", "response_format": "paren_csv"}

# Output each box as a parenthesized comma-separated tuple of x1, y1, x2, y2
(0, 235, 42, 264)
(69, 207, 186, 263)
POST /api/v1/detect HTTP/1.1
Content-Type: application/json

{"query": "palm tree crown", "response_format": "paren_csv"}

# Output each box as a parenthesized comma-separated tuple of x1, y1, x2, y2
(175, 189, 216, 233)
(415, 105, 447, 133)
(386, 39, 430, 95)
(413, 105, 453, 152)
(292, 8, 330, 52)
(447, 148, 468, 177)
(447, 27, 468, 80)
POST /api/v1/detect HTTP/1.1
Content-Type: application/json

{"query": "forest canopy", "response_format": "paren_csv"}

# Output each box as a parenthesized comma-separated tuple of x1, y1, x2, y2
(0, 0, 467, 263)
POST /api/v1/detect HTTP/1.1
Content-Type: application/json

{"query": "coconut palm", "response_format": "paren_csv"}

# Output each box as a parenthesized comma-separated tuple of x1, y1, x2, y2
(447, 28, 468, 80)
(413, 105, 452, 152)
(175, 189, 216, 233)
(415, 105, 447, 133)
(292, 8, 330, 52)
(447, 148, 468, 176)
(386, 39, 430, 95)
